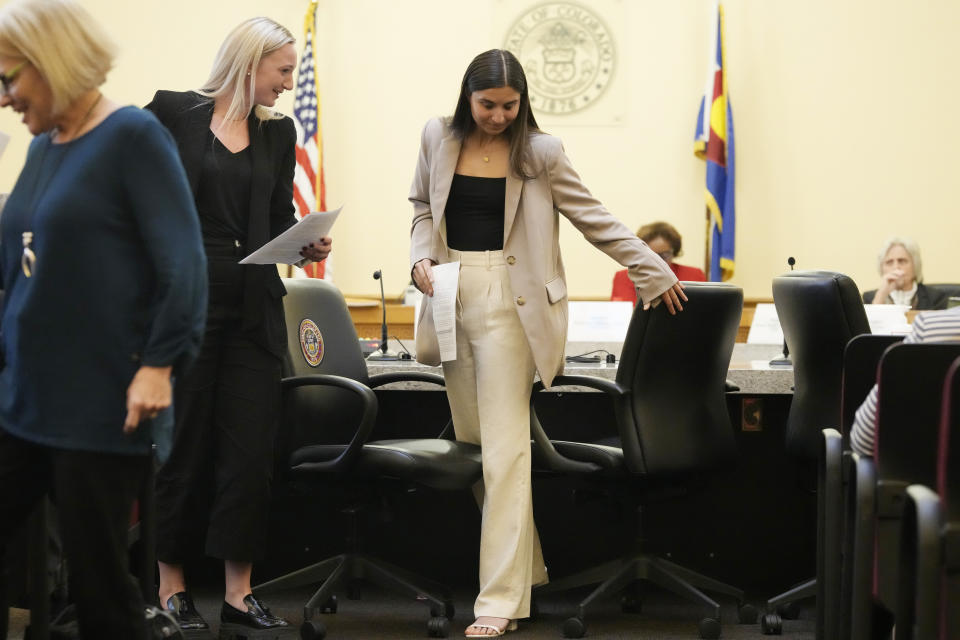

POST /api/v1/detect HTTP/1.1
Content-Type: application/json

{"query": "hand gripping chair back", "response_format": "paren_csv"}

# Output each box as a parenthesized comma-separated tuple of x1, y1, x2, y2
(615, 282, 742, 477)
(773, 271, 871, 461)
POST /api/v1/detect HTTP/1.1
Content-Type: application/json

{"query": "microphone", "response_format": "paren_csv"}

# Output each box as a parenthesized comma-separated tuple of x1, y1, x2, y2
(366, 269, 399, 361)
(770, 256, 794, 366)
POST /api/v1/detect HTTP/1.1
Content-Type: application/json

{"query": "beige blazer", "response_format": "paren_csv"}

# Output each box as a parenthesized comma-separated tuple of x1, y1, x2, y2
(409, 117, 678, 388)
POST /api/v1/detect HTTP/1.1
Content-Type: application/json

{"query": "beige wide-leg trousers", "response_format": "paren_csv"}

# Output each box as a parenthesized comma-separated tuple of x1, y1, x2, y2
(442, 249, 549, 620)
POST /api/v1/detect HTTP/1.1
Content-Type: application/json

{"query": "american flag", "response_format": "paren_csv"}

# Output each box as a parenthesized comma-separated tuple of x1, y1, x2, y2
(292, 0, 328, 279)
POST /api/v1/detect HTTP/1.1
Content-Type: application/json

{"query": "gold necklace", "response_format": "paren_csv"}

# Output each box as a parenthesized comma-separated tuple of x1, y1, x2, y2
(21, 92, 103, 278)
(477, 135, 497, 163)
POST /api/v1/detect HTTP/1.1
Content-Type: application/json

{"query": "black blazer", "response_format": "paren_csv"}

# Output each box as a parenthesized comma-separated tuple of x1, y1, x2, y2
(863, 282, 949, 311)
(146, 90, 298, 357)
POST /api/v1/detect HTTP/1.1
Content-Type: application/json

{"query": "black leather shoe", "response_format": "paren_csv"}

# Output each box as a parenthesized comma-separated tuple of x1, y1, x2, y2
(219, 594, 294, 639)
(165, 591, 212, 639)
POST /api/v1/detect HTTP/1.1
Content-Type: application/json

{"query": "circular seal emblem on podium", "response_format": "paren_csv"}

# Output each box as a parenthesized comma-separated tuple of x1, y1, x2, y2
(504, 2, 615, 115)
(299, 318, 324, 367)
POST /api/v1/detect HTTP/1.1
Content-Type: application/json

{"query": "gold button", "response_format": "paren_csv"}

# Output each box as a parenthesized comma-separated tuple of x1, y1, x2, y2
(506, 255, 516, 265)
(516, 296, 526, 306)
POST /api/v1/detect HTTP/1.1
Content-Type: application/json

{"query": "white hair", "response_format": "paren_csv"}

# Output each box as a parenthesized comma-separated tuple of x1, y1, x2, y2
(877, 236, 923, 282)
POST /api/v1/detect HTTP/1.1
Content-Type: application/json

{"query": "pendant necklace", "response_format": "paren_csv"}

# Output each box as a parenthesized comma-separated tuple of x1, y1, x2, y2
(21, 92, 102, 278)
(479, 136, 496, 163)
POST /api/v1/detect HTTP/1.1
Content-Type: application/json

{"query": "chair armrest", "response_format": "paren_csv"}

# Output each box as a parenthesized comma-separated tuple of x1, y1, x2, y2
(282, 374, 377, 473)
(818, 428, 844, 637)
(367, 371, 446, 389)
(848, 453, 877, 640)
(529, 376, 629, 474)
(538, 375, 629, 397)
(897, 485, 941, 639)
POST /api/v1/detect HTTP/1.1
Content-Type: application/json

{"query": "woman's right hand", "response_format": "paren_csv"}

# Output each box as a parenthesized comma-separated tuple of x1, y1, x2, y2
(874, 271, 902, 303)
(412, 258, 436, 297)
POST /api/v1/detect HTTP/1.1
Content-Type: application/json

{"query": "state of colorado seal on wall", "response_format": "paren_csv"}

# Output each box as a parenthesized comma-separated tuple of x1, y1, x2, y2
(299, 318, 324, 367)
(504, 2, 615, 115)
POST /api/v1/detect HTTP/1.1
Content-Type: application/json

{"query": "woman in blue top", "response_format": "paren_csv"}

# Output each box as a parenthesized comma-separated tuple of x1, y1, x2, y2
(0, 0, 207, 638)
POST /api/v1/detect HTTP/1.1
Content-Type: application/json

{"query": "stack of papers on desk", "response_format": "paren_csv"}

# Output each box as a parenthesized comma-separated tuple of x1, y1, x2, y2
(864, 304, 912, 335)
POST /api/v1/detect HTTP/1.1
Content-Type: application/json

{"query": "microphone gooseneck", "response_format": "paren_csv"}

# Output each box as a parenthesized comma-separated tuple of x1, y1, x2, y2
(366, 269, 399, 361)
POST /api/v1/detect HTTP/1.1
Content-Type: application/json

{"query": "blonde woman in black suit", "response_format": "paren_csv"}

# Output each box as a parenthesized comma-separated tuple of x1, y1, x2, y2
(147, 17, 331, 638)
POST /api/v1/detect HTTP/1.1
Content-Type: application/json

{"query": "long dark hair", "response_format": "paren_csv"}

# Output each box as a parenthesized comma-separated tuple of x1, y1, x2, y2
(450, 49, 540, 179)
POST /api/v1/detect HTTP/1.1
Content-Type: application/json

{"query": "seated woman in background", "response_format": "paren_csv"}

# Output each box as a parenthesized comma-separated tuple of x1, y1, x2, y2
(862, 237, 948, 310)
(611, 221, 706, 304)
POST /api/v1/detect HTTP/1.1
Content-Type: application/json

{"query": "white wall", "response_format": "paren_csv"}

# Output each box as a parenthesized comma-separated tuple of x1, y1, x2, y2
(0, 0, 957, 299)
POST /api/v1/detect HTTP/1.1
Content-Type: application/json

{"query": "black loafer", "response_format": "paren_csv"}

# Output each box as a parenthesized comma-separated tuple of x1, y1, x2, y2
(219, 594, 294, 639)
(165, 591, 213, 638)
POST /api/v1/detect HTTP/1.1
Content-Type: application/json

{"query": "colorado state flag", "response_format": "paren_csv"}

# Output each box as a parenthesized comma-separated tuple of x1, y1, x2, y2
(694, 2, 735, 282)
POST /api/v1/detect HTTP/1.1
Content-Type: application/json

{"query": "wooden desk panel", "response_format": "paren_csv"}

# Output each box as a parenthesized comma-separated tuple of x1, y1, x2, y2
(348, 301, 415, 339)
(347, 297, 773, 343)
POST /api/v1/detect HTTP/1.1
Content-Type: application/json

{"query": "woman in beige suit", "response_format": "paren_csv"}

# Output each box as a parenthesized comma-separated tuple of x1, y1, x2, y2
(409, 49, 686, 638)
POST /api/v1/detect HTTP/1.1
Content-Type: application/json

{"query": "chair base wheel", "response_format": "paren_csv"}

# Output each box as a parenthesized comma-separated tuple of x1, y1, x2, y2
(300, 619, 327, 640)
(427, 615, 449, 638)
(698, 617, 721, 639)
(776, 601, 801, 619)
(429, 601, 455, 620)
(562, 616, 586, 638)
(320, 595, 337, 614)
(738, 602, 759, 624)
(620, 593, 642, 614)
(347, 582, 362, 600)
(760, 613, 783, 635)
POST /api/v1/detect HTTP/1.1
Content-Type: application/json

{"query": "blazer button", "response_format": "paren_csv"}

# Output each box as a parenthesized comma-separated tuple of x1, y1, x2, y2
(516, 296, 526, 306)
(506, 255, 517, 265)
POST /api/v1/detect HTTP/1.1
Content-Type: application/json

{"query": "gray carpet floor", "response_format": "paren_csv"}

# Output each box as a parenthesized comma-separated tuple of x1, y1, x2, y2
(7, 585, 814, 639)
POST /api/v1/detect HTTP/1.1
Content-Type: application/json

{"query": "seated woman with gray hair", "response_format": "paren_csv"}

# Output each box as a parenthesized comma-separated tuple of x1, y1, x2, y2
(862, 237, 948, 310)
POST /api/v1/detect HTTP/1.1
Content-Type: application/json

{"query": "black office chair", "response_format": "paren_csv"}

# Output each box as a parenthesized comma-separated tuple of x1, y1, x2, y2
(832, 334, 903, 639)
(529, 282, 751, 639)
(894, 357, 960, 639)
(760, 271, 871, 634)
(252, 278, 482, 639)
(847, 343, 960, 640)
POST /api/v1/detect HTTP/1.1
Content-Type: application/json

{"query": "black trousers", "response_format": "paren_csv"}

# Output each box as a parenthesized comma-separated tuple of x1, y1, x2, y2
(0, 428, 148, 640)
(155, 253, 281, 563)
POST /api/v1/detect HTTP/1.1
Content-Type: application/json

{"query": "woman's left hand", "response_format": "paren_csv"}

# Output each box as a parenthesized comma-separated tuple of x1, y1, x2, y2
(123, 365, 173, 433)
(300, 236, 333, 263)
(643, 282, 688, 315)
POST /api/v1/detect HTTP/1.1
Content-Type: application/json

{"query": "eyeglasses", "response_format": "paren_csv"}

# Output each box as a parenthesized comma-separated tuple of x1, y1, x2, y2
(0, 60, 26, 97)
(657, 250, 675, 262)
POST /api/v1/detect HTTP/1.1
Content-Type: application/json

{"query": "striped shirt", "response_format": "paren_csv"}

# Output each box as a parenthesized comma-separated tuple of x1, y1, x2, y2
(850, 307, 960, 457)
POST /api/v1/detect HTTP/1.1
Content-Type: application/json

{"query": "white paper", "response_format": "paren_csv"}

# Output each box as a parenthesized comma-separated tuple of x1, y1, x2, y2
(864, 304, 912, 335)
(566, 301, 633, 342)
(239, 207, 341, 265)
(747, 303, 785, 345)
(430, 262, 460, 362)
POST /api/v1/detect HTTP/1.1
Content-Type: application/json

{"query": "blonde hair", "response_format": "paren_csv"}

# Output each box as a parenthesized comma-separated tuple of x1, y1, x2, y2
(877, 236, 923, 282)
(197, 17, 294, 123)
(0, 0, 115, 115)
